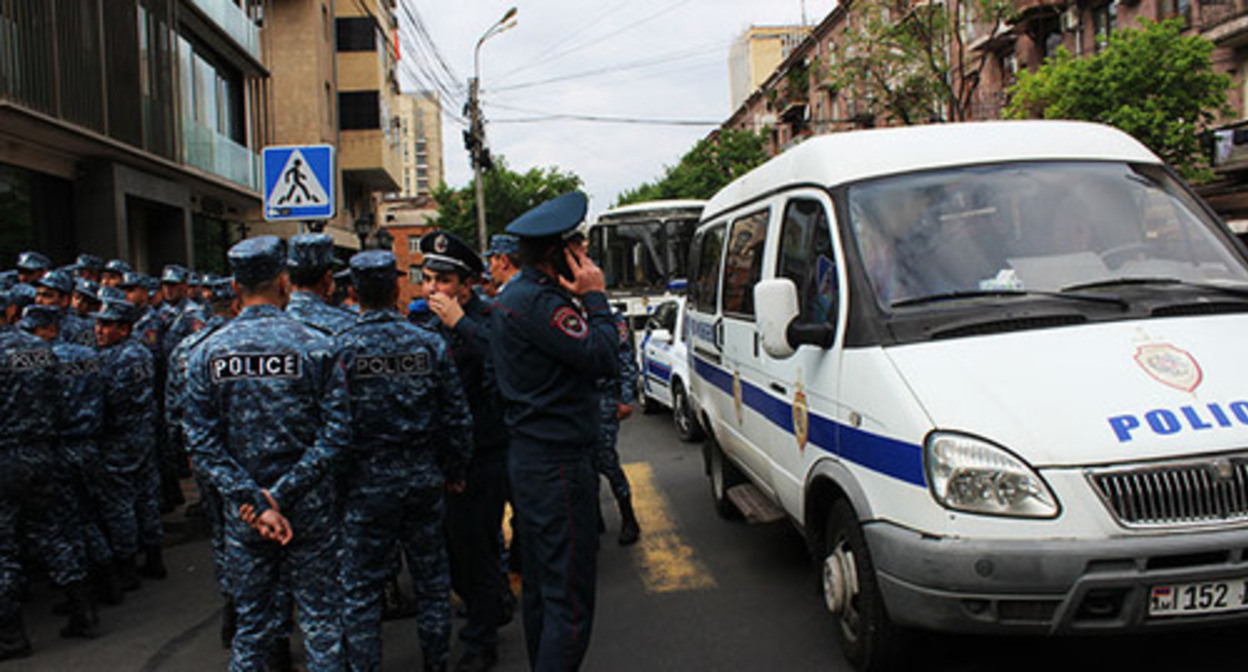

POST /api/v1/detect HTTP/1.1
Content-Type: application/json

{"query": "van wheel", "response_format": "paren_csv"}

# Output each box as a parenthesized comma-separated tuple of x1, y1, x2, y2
(672, 382, 704, 443)
(822, 500, 905, 672)
(708, 436, 743, 519)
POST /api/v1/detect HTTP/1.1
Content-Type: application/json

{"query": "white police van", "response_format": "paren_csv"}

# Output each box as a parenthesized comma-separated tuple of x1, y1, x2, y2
(637, 294, 704, 442)
(685, 120, 1248, 670)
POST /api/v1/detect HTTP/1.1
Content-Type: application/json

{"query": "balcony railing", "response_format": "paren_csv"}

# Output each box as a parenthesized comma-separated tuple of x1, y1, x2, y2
(1199, 0, 1248, 31)
(182, 115, 260, 191)
(186, 0, 261, 62)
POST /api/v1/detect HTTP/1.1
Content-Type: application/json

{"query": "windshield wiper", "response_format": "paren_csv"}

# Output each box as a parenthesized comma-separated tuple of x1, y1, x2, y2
(1061, 277, 1248, 299)
(891, 289, 1128, 309)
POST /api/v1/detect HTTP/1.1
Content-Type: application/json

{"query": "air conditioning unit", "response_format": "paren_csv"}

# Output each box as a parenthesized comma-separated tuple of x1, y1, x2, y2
(1062, 8, 1081, 32)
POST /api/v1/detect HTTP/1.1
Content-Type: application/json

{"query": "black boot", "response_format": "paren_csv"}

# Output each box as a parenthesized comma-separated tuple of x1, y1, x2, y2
(266, 636, 293, 672)
(617, 496, 640, 546)
(93, 563, 124, 606)
(117, 556, 140, 592)
(138, 546, 167, 580)
(219, 597, 236, 649)
(59, 580, 97, 639)
(0, 603, 30, 661)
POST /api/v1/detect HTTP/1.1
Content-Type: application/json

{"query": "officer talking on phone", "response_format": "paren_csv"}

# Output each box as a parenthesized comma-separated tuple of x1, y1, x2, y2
(489, 191, 618, 671)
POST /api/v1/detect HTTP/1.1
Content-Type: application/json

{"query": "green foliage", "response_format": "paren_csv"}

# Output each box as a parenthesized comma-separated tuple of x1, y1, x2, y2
(429, 156, 582, 244)
(830, 0, 1014, 124)
(1005, 19, 1231, 181)
(616, 129, 770, 206)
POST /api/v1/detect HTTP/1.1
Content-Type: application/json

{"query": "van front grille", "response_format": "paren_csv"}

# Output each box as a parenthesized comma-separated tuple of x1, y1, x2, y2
(1088, 456, 1248, 528)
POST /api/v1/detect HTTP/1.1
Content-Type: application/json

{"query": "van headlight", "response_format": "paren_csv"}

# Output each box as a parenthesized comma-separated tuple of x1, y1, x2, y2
(925, 432, 1059, 518)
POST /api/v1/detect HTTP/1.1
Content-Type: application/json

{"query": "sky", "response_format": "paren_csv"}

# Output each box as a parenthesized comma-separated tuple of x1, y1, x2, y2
(400, 0, 839, 220)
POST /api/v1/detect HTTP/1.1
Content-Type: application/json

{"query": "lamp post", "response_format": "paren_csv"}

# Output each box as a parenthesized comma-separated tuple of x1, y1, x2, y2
(469, 7, 517, 252)
(353, 213, 374, 251)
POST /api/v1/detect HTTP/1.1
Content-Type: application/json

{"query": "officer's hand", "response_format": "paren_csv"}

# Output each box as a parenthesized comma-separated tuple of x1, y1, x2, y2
(239, 503, 257, 524)
(616, 403, 634, 421)
(255, 509, 293, 545)
(560, 246, 606, 295)
(446, 480, 467, 494)
(428, 292, 464, 328)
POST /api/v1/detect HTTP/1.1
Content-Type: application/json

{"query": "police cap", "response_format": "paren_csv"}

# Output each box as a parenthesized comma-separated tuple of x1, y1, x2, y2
(75, 278, 101, 299)
(349, 250, 402, 294)
(161, 264, 189, 285)
(16, 251, 51, 272)
(0, 271, 15, 290)
(97, 299, 136, 323)
(19, 304, 61, 332)
(208, 278, 236, 304)
(97, 285, 127, 304)
(485, 234, 520, 259)
(76, 253, 104, 272)
(419, 231, 483, 277)
(504, 191, 588, 239)
(8, 284, 36, 309)
(103, 259, 132, 275)
(228, 236, 287, 287)
(37, 270, 74, 295)
(117, 271, 147, 290)
(288, 233, 339, 271)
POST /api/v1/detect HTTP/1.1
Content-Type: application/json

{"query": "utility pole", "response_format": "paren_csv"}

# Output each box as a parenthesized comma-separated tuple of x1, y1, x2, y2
(468, 7, 517, 252)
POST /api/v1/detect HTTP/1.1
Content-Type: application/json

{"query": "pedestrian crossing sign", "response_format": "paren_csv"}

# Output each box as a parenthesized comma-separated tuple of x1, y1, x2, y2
(263, 145, 335, 221)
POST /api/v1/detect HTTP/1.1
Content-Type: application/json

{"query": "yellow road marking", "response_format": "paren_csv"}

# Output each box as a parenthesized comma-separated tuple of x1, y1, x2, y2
(624, 462, 717, 593)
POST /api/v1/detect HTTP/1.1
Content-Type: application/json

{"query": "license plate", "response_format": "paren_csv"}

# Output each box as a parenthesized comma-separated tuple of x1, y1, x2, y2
(1148, 578, 1248, 617)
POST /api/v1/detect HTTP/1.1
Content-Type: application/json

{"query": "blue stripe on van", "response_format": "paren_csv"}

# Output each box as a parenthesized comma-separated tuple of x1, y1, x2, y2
(692, 356, 926, 488)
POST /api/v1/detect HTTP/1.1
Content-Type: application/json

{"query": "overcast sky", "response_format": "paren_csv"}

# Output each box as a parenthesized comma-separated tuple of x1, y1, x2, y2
(401, 0, 838, 220)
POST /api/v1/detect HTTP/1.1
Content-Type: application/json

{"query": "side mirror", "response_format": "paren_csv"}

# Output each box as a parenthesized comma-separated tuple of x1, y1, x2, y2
(754, 278, 799, 359)
(649, 328, 673, 345)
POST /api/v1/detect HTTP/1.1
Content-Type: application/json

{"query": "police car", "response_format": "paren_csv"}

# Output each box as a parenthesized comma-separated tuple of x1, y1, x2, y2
(685, 120, 1248, 670)
(637, 294, 703, 442)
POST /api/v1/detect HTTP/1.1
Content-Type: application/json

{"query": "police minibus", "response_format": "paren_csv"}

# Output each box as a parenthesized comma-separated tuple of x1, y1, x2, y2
(685, 120, 1248, 670)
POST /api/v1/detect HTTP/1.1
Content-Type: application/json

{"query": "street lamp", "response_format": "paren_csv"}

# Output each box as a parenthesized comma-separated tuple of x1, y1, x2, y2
(353, 213, 374, 251)
(374, 227, 394, 252)
(469, 7, 518, 252)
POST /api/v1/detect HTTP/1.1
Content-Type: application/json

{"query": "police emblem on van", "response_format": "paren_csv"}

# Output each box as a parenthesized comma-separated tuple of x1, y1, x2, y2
(793, 384, 809, 453)
(1134, 343, 1202, 392)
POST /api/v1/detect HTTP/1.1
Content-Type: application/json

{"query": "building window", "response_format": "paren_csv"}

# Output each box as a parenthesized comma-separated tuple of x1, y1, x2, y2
(1093, 3, 1116, 53)
(408, 265, 422, 284)
(1158, 0, 1191, 25)
(408, 236, 420, 253)
(339, 91, 380, 130)
(336, 17, 375, 52)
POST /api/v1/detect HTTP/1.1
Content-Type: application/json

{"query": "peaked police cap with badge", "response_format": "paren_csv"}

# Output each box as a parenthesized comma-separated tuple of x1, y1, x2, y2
(161, 264, 189, 285)
(19, 304, 61, 331)
(16, 251, 51, 272)
(76, 253, 103, 272)
(117, 271, 147, 289)
(419, 230, 483, 277)
(37, 270, 74, 295)
(97, 298, 136, 323)
(103, 259, 132, 276)
(75, 278, 100, 299)
(504, 191, 588, 239)
(229, 236, 287, 287)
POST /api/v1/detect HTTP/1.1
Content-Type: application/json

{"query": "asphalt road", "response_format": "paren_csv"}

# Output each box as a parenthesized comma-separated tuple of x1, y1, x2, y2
(6, 410, 1246, 670)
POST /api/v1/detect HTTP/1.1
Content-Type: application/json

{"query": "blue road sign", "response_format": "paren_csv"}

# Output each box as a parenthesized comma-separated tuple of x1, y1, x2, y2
(263, 145, 335, 221)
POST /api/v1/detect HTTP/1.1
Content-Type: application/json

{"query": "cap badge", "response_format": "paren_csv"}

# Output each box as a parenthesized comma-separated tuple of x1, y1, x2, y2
(434, 235, 448, 254)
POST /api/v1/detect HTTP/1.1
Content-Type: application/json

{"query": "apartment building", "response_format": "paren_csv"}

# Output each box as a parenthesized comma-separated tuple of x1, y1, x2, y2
(0, 0, 268, 273)
(724, 0, 1248, 217)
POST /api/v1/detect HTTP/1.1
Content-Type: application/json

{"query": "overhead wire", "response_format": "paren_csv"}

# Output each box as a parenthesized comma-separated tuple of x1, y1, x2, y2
(491, 39, 728, 93)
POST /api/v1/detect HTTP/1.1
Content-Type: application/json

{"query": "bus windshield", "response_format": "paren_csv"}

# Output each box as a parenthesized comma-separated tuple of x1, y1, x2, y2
(590, 216, 699, 293)
(845, 161, 1248, 308)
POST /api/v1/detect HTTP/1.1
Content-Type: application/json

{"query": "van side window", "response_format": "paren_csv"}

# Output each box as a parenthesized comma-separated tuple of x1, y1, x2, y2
(778, 199, 837, 324)
(721, 210, 770, 319)
(690, 223, 726, 313)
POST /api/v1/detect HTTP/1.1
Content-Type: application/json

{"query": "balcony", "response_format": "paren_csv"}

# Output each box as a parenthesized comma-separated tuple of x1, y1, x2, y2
(186, 0, 262, 64)
(181, 115, 260, 191)
(1200, 0, 1248, 46)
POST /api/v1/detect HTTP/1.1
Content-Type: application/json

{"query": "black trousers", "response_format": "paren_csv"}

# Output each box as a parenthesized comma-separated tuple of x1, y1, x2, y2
(446, 446, 509, 655)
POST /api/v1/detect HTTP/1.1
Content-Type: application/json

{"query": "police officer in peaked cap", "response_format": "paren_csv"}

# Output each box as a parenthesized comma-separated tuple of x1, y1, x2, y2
(37, 270, 95, 348)
(489, 191, 618, 671)
(100, 260, 131, 289)
(75, 254, 104, 283)
(15, 251, 50, 286)
(286, 233, 355, 335)
(183, 235, 349, 672)
(420, 230, 511, 672)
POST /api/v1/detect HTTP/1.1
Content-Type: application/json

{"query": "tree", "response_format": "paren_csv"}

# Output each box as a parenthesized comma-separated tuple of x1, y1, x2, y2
(829, 0, 1015, 125)
(616, 129, 770, 206)
(428, 156, 582, 244)
(1005, 19, 1231, 181)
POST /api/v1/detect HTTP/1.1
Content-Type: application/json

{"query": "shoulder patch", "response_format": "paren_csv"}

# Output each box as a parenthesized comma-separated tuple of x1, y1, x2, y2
(552, 306, 587, 339)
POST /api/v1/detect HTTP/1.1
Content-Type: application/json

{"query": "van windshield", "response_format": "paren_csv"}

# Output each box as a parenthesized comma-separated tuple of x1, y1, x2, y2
(846, 161, 1248, 308)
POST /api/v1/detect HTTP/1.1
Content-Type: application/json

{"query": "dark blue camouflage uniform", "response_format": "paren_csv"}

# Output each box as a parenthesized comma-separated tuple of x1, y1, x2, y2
(184, 303, 350, 672)
(336, 303, 473, 672)
(286, 290, 355, 335)
(594, 310, 639, 502)
(97, 332, 159, 561)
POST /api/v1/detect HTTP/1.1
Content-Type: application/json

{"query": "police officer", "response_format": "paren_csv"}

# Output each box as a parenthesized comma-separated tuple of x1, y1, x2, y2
(286, 233, 355, 335)
(34, 269, 96, 348)
(336, 250, 472, 672)
(486, 234, 521, 294)
(72, 278, 102, 318)
(75, 254, 104, 283)
(14, 251, 50, 286)
(184, 236, 349, 672)
(100, 259, 131, 289)
(420, 231, 509, 672)
(95, 294, 160, 590)
(20, 305, 120, 612)
(490, 192, 618, 671)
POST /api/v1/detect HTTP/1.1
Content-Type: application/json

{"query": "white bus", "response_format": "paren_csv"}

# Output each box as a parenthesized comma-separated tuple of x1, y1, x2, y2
(588, 199, 706, 330)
